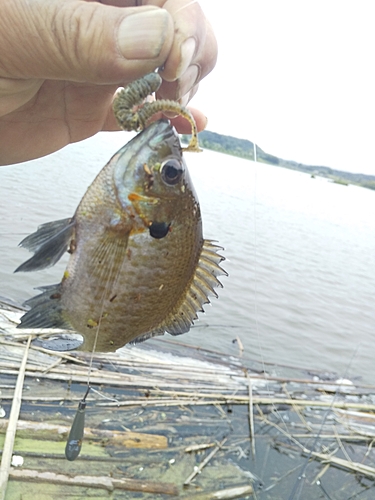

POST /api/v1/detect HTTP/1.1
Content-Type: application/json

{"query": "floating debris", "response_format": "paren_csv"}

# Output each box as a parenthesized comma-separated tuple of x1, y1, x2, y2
(2, 302, 375, 498)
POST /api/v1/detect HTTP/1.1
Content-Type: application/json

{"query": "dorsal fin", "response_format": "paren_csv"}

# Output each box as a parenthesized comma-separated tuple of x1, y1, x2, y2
(163, 240, 227, 335)
(130, 240, 227, 343)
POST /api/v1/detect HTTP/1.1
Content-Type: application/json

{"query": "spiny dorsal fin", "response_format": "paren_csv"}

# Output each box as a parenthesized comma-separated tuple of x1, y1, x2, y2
(132, 240, 227, 342)
(15, 218, 75, 272)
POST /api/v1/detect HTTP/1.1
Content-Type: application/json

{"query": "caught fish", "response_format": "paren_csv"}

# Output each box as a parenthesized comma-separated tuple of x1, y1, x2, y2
(15, 120, 227, 351)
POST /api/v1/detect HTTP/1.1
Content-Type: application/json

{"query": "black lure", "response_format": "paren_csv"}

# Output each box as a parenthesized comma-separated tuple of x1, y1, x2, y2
(65, 386, 91, 461)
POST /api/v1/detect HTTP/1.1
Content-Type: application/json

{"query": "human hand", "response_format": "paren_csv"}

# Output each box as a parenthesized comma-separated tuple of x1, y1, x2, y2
(0, 0, 217, 165)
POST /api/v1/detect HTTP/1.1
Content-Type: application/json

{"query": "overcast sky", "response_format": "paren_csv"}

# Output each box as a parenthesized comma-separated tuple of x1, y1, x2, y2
(191, 1, 375, 174)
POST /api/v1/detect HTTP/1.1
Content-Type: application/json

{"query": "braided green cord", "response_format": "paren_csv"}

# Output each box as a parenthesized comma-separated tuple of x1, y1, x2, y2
(113, 73, 201, 152)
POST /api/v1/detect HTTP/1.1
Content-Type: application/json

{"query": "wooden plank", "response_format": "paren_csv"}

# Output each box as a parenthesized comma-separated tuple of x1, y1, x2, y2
(9, 469, 179, 495)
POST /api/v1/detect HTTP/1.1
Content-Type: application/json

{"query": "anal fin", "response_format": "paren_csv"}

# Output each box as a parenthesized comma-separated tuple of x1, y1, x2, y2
(15, 218, 75, 272)
(17, 283, 71, 330)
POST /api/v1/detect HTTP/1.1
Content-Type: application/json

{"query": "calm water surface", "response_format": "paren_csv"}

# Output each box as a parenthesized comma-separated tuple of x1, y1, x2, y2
(0, 132, 374, 382)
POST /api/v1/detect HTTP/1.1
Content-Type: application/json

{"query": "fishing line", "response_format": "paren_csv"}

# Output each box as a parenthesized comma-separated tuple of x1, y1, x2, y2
(252, 145, 290, 408)
(65, 255, 119, 461)
(90, 387, 119, 403)
(253, 143, 265, 374)
(317, 479, 334, 500)
(287, 344, 361, 500)
(250, 144, 299, 496)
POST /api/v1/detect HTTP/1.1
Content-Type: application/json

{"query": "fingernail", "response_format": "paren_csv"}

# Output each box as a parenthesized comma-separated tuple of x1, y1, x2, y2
(176, 38, 196, 79)
(118, 10, 170, 60)
(178, 65, 199, 98)
(163, 111, 178, 119)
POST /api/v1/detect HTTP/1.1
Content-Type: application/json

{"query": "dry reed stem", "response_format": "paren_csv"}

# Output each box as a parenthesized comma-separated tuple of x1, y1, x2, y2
(185, 443, 216, 453)
(184, 438, 228, 485)
(247, 372, 256, 457)
(97, 395, 375, 412)
(41, 358, 63, 373)
(334, 427, 353, 463)
(282, 383, 312, 431)
(262, 412, 375, 480)
(0, 338, 87, 366)
(278, 441, 375, 479)
(181, 484, 254, 499)
(0, 336, 31, 500)
(3, 359, 375, 413)
(365, 439, 375, 458)
(310, 463, 330, 485)
(261, 463, 304, 493)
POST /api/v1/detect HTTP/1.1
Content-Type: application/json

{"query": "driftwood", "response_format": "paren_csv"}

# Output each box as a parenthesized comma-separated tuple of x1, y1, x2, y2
(9, 468, 178, 495)
(0, 419, 168, 448)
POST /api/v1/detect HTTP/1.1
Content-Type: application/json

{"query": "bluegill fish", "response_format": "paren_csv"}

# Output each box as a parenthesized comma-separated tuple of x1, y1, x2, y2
(16, 120, 226, 352)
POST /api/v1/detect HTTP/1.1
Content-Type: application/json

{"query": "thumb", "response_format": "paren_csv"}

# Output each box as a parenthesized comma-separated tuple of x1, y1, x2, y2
(0, 0, 174, 84)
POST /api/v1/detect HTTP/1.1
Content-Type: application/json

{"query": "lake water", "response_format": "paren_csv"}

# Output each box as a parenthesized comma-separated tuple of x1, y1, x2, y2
(0, 131, 374, 383)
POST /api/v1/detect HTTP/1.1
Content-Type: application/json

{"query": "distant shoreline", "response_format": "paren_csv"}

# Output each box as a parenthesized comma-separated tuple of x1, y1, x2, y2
(181, 131, 375, 191)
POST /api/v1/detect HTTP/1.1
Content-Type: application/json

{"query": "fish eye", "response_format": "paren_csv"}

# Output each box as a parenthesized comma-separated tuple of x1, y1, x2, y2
(161, 159, 183, 185)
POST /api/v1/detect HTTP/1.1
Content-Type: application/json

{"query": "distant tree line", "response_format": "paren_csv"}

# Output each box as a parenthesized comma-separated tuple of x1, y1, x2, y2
(181, 130, 279, 165)
(180, 130, 375, 191)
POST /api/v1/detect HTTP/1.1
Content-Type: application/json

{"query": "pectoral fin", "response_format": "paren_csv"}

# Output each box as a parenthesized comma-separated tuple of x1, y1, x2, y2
(15, 218, 75, 272)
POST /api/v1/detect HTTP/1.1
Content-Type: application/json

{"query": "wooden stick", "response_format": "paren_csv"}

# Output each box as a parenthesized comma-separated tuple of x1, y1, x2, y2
(184, 438, 227, 485)
(0, 336, 31, 500)
(9, 468, 178, 495)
